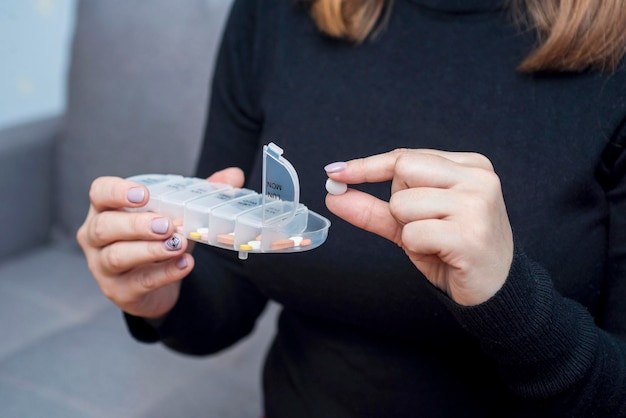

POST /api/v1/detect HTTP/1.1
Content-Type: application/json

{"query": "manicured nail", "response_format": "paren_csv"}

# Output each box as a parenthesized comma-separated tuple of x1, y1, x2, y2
(151, 218, 169, 234)
(324, 162, 347, 173)
(163, 235, 182, 251)
(127, 187, 145, 203)
(176, 256, 188, 269)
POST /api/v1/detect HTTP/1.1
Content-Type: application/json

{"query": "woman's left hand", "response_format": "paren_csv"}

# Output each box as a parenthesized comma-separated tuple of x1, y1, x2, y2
(325, 149, 514, 306)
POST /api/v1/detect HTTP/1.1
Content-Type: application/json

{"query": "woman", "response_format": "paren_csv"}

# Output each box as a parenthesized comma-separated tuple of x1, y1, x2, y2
(77, 0, 626, 416)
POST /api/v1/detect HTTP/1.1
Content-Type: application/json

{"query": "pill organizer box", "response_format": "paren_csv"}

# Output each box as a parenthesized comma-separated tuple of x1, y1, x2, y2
(126, 143, 331, 259)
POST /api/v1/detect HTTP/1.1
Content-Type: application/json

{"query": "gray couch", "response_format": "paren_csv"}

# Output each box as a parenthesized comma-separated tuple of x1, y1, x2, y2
(0, 1, 277, 417)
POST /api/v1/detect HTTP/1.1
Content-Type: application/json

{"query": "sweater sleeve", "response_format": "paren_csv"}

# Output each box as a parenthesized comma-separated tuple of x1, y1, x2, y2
(433, 105, 626, 416)
(124, 0, 269, 355)
(144, 245, 267, 356)
(438, 152, 626, 416)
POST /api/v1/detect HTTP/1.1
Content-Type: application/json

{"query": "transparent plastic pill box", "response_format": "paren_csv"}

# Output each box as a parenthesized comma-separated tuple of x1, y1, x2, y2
(126, 143, 331, 259)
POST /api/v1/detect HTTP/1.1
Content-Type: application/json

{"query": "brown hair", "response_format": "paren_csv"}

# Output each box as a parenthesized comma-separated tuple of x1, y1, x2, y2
(308, 0, 626, 72)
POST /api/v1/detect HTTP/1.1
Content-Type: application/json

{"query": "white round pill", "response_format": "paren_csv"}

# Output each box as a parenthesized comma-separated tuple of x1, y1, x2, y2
(325, 178, 348, 195)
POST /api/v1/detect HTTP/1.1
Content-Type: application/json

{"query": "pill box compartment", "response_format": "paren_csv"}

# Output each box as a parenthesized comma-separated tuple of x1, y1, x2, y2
(182, 188, 256, 242)
(158, 182, 231, 226)
(125, 174, 182, 212)
(235, 202, 307, 251)
(126, 174, 203, 212)
(207, 194, 265, 248)
(256, 208, 329, 254)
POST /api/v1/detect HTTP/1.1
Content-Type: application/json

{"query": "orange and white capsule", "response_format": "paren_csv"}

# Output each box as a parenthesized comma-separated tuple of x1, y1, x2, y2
(217, 232, 235, 246)
(271, 239, 295, 250)
(270, 236, 312, 250)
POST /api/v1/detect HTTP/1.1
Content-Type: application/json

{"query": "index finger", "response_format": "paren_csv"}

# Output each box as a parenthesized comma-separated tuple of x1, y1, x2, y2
(331, 149, 405, 184)
(327, 148, 494, 186)
(89, 176, 148, 212)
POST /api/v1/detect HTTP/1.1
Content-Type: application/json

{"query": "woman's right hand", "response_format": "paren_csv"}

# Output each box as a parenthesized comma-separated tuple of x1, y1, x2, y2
(76, 168, 245, 320)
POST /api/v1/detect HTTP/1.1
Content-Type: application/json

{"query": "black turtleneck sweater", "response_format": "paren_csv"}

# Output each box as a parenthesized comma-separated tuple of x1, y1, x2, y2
(126, 0, 626, 416)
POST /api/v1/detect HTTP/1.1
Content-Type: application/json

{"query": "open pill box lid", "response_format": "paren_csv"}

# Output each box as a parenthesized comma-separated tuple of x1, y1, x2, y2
(126, 142, 331, 259)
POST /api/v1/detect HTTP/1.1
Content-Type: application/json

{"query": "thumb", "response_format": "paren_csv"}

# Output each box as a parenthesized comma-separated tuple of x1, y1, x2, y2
(325, 189, 402, 245)
(206, 167, 245, 188)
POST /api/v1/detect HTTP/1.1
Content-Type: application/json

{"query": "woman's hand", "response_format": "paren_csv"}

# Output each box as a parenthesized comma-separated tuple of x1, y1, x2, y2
(76, 168, 245, 319)
(325, 149, 513, 306)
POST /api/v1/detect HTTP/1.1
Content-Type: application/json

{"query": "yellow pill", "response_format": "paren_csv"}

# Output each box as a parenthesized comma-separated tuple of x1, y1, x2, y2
(189, 232, 202, 239)
(239, 244, 253, 251)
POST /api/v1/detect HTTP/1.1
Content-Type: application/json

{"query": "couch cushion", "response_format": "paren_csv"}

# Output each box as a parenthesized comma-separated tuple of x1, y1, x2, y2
(0, 117, 60, 258)
(1, 305, 273, 417)
(56, 0, 233, 236)
(0, 240, 109, 360)
(0, 240, 277, 417)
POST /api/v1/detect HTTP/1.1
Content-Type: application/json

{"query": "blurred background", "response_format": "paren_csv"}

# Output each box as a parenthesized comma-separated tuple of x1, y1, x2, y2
(0, 0, 76, 130)
(0, 1, 277, 416)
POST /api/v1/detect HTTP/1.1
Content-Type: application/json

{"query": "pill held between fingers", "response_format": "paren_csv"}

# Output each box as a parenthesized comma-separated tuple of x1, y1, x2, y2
(325, 178, 347, 195)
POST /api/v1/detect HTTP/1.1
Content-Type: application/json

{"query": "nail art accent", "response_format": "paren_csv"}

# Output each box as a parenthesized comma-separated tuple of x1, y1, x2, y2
(151, 218, 169, 234)
(127, 187, 145, 203)
(324, 161, 347, 173)
(164, 235, 182, 251)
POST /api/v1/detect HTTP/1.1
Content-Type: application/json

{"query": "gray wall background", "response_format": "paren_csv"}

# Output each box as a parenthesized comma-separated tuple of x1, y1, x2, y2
(0, 0, 77, 129)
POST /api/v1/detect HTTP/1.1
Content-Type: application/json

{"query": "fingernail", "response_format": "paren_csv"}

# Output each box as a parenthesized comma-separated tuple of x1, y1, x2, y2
(324, 162, 347, 173)
(176, 256, 188, 269)
(151, 218, 169, 234)
(127, 187, 145, 204)
(163, 235, 182, 251)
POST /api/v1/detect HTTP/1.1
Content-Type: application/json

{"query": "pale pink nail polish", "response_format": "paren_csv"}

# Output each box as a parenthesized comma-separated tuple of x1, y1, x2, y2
(127, 187, 145, 203)
(176, 256, 188, 269)
(151, 218, 169, 234)
(324, 162, 347, 173)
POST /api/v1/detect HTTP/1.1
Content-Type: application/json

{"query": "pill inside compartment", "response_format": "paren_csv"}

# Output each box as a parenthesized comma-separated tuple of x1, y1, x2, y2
(234, 201, 308, 254)
(183, 188, 257, 243)
(207, 194, 266, 249)
(259, 211, 329, 255)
